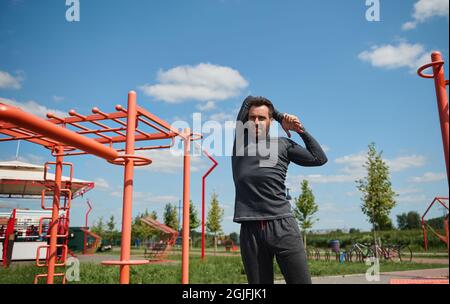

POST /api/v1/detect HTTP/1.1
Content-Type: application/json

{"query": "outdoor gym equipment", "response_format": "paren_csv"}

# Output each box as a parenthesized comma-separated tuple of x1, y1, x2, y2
(417, 52, 449, 252)
(0, 91, 213, 284)
(141, 216, 178, 261)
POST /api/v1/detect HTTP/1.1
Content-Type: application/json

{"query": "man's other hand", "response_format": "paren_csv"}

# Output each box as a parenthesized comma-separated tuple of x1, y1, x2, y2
(282, 114, 304, 137)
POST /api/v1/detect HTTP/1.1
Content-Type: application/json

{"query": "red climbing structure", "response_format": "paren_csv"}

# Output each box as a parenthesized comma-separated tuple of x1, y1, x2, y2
(417, 52, 449, 252)
(0, 91, 208, 284)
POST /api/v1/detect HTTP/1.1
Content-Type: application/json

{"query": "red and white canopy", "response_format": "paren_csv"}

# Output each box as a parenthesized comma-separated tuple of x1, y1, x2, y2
(0, 160, 94, 199)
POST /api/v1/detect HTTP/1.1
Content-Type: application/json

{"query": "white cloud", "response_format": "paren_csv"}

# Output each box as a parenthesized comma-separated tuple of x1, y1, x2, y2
(52, 96, 65, 103)
(397, 194, 428, 204)
(16, 153, 45, 165)
(139, 63, 248, 103)
(335, 152, 367, 175)
(395, 188, 427, 204)
(402, 21, 418, 31)
(196, 101, 216, 111)
(0, 97, 66, 118)
(208, 111, 235, 122)
(385, 155, 427, 172)
(409, 172, 446, 183)
(288, 152, 427, 185)
(94, 178, 110, 190)
(395, 187, 422, 195)
(0, 70, 23, 89)
(358, 42, 432, 71)
(319, 203, 359, 214)
(402, 0, 449, 30)
(110, 190, 178, 204)
(320, 145, 331, 153)
(135, 149, 207, 174)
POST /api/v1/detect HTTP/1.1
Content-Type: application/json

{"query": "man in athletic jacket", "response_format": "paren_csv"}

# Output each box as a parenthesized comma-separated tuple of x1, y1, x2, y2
(232, 96, 327, 284)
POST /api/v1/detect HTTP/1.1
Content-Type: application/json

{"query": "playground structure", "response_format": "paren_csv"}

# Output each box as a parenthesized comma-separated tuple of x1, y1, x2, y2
(79, 228, 102, 254)
(141, 216, 178, 261)
(1, 209, 62, 265)
(417, 51, 449, 252)
(421, 197, 449, 252)
(0, 90, 216, 284)
(0, 161, 94, 266)
(217, 235, 238, 253)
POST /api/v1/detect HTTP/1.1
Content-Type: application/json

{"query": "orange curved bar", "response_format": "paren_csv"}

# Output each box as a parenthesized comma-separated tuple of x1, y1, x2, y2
(107, 154, 152, 166)
(417, 60, 445, 79)
(101, 260, 150, 266)
(0, 103, 118, 161)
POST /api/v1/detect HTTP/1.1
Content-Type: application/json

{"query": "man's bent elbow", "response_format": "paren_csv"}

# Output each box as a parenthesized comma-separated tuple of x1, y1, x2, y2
(317, 156, 328, 166)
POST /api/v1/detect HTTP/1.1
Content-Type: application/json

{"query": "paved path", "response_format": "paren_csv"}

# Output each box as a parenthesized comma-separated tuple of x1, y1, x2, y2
(275, 268, 449, 284)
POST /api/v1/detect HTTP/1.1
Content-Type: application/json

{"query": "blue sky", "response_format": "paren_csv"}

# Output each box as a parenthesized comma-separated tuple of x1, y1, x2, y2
(0, 0, 449, 234)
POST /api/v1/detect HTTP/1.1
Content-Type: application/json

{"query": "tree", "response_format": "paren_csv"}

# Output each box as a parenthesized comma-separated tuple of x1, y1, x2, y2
(356, 143, 397, 232)
(91, 216, 106, 237)
(349, 228, 361, 234)
(357, 143, 397, 257)
(206, 192, 224, 254)
(107, 215, 115, 231)
(106, 215, 116, 245)
(396, 213, 408, 230)
(229, 232, 239, 245)
(293, 180, 319, 249)
(189, 201, 201, 248)
(397, 211, 421, 230)
(189, 201, 200, 231)
(163, 203, 178, 231)
(150, 211, 158, 220)
(406, 211, 421, 230)
(131, 211, 156, 247)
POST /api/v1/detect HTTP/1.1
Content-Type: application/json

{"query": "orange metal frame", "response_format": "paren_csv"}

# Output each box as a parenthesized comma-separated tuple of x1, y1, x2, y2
(421, 197, 449, 252)
(418, 52, 449, 252)
(80, 227, 102, 255)
(0, 91, 204, 284)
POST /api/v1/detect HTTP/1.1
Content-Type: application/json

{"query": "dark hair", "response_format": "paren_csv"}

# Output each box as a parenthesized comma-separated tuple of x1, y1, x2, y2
(247, 96, 274, 118)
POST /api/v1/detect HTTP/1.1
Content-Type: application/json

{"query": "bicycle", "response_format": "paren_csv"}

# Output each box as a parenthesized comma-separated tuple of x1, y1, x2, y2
(348, 241, 412, 263)
(383, 242, 413, 262)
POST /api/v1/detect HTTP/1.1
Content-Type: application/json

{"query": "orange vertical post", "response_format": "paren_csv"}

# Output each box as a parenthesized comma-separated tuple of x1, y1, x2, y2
(430, 52, 449, 186)
(47, 146, 63, 284)
(118, 91, 137, 284)
(445, 217, 449, 253)
(83, 199, 92, 255)
(181, 128, 191, 284)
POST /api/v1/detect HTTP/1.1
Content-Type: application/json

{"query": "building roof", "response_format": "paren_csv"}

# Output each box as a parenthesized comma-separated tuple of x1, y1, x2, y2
(0, 160, 94, 198)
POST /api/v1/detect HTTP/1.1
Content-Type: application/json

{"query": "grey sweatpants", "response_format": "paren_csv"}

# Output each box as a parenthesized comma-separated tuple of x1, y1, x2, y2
(239, 217, 312, 284)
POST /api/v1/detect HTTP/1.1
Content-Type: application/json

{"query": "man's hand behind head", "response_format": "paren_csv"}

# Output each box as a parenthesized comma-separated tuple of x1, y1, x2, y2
(282, 114, 304, 137)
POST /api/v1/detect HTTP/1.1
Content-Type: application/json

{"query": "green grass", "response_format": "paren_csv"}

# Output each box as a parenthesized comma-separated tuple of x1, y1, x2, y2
(0, 254, 446, 284)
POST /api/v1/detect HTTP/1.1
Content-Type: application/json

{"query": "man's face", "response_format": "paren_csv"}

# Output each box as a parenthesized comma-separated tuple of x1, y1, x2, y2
(248, 105, 272, 139)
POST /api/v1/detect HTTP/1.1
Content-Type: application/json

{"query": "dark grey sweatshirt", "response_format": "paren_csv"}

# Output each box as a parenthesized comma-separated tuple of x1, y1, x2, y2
(232, 96, 328, 222)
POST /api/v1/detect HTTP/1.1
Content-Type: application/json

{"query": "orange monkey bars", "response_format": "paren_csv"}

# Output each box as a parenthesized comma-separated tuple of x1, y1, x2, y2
(0, 91, 203, 284)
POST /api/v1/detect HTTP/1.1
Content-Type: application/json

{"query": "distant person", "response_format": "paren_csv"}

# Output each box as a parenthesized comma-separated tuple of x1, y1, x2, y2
(0, 225, 5, 238)
(232, 96, 327, 284)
